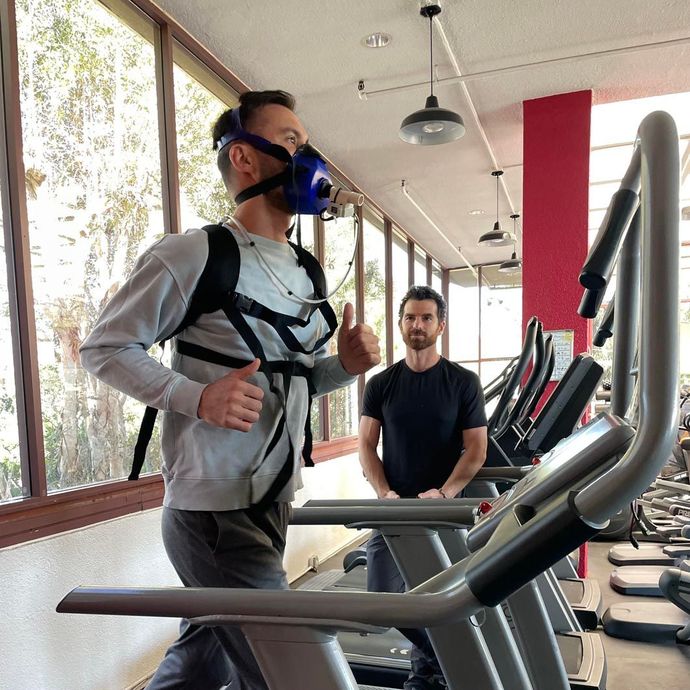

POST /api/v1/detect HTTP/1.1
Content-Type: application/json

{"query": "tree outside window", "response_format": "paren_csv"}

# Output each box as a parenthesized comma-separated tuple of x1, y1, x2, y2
(0, 188, 23, 502)
(322, 214, 358, 438)
(362, 210, 386, 380)
(391, 229, 408, 364)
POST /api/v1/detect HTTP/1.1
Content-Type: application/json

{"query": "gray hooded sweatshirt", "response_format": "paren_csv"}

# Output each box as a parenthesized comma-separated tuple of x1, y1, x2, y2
(79, 220, 355, 511)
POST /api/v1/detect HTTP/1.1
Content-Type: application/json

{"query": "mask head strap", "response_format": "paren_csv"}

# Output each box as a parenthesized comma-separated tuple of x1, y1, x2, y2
(214, 107, 292, 164)
(215, 107, 294, 206)
(234, 169, 292, 206)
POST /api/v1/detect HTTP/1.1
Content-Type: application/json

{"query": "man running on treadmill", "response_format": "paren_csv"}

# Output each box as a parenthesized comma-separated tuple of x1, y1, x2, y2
(359, 285, 488, 690)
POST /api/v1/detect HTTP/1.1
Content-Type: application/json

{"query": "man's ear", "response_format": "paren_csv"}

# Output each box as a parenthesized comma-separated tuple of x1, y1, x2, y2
(438, 319, 447, 335)
(229, 142, 255, 176)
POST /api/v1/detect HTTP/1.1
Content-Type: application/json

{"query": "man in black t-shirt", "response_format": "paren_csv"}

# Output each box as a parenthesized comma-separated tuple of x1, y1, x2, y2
(359, 285, 488, 690)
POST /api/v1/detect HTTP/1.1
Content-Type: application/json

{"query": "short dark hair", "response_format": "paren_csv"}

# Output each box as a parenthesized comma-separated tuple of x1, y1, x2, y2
(398, 285, 447, 322)
(212, 90, 296, 186)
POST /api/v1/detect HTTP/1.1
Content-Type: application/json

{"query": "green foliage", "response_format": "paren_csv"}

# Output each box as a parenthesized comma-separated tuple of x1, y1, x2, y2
(10, 0, 223, 493)
(0, 457, 22, 499)
(173, 70, 233, 224)
(322, 218, 387, 439)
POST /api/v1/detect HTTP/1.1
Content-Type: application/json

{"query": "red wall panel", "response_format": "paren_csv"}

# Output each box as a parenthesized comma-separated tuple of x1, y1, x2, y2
(522, 90, 593, 405)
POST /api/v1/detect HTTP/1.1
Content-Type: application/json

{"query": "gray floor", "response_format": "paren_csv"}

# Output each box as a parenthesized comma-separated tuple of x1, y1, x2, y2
(295, 538, 690, 690)
(587, 540, 690, 690)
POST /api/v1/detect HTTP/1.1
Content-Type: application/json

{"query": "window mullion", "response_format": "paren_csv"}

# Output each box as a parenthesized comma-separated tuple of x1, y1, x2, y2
(155, 23, 181, 235)
(315, 216, 329, 439)
(384, 219, 393, 367)
(0, 0, 47, 498)
(407, 238, 414, 287)
(442, 268, 450, 359)
(355, 205, 365, 413)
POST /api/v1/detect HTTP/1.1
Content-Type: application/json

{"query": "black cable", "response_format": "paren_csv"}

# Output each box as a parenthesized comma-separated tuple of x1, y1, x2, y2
(429, 13, 434, 97)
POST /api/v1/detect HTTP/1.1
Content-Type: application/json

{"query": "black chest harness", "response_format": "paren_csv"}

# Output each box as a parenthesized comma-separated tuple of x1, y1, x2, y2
(131, 223, 338, 509)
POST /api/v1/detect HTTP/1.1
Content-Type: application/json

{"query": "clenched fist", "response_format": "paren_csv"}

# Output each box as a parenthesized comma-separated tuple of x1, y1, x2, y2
(337, 302, 381, 375)
(418, 488, 446, 499)
(381, 490, 400, 499)
(197, 358, 264, 432)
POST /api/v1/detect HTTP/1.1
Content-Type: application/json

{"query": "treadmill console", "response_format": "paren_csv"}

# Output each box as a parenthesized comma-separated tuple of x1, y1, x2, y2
(467, 413, 634, 551)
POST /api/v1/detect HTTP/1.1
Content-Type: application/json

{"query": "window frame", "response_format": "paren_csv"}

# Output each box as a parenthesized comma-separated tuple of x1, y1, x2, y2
(446, 264, 524, 380)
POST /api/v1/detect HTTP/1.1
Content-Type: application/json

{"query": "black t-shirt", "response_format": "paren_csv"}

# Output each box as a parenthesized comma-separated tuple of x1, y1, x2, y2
(361, 358, 487, 498)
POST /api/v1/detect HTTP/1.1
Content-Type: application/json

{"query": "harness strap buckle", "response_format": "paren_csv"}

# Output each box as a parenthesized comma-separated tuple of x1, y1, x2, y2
(233, 293, 254, 314)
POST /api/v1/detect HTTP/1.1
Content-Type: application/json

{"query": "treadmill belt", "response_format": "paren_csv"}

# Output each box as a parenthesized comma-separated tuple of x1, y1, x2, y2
(297, 570, 345, 590)
(608, 543, 674, 566)
(609, 566, 665, 596)
(334, 565, 368, 590)
(560, 579, 585, 600)
(557, 633, 583, 671)
(603, 601, 689, 642)
(556, 632, 607, 690)
(339, 630, 413, 669)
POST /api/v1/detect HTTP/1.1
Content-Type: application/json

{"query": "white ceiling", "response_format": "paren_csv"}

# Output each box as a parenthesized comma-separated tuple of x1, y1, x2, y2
(156, 0, 690, 268)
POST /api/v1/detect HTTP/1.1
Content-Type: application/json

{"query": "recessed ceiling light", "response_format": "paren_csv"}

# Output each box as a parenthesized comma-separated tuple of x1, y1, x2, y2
(363, 32, 392, 48)
(469, 209, 485, 216)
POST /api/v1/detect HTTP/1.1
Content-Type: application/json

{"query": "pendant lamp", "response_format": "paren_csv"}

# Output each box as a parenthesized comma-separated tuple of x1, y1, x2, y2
(399, 4, 465, 145)
(498, 214, 522, 273)
(478, 170, 516, 246)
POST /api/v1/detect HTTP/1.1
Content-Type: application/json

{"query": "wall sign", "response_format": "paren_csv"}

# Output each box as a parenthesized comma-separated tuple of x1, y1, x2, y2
(544, 329, 574, 381)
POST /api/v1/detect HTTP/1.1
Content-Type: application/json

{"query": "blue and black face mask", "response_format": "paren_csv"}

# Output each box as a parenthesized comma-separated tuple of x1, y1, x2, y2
(215, 109, 334, 217)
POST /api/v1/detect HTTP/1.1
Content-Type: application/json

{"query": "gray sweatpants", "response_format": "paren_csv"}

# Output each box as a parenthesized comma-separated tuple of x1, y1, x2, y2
(146, 503, 291, 690)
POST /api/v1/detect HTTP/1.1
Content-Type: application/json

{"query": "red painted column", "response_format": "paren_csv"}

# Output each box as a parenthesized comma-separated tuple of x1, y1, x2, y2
(523, 90, 593, 579)
(522, 90, 593, 407)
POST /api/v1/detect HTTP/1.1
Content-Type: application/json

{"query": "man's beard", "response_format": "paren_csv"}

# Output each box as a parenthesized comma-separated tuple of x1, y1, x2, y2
(402, 330, 438, 351)
(259, 160, 293, 214)
(264, 185, 293, 214)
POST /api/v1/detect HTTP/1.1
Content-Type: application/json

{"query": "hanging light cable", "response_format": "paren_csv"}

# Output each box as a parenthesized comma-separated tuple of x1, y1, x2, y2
(498, 214, 522, 273)
(478, 170, 516, 246)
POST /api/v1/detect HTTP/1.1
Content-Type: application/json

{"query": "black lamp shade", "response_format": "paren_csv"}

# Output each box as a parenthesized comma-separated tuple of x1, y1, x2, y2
(498, 251, 522, 273)
(399, 95, 465, 145)
(478, 222, 516, 247)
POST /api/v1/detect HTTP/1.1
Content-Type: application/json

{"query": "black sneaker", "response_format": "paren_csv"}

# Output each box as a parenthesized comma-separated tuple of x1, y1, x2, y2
(403, 674, 434, 690)
(430, 673, 449, 689)
(403, 672, 448, 690)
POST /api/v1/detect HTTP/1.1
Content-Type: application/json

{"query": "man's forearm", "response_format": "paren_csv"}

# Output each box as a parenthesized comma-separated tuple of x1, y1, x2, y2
(359, 445, 391, 498)
(441, 448, 486, 498)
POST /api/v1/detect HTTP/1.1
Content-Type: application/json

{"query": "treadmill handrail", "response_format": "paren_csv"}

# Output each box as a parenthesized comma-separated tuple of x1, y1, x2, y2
(488, 316, 539, 432)
(57, 577, 483, 630)
(575, 111, 680, 524)
(57, 481, 604, 627)
(494, 324, 546, 438)
(291, 505, 478, 526)
(610, 209, 641, 417)
(483, 355, 519, 403)
(578, 287, 606, 320)
(592, 300, 614, 348)
(304, 498, 482, 508)
(518, 335, 555, 425)
(579, 147, 641, 292)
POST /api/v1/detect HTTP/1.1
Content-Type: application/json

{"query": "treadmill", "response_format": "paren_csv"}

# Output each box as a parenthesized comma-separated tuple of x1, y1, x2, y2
(609, 561, 690, 597)
(483, 315, 604, 470)
(55, 111, 680, 690)
(327, 340, 606, 634)
(603, 574, 690, 643)
(609, 492, 690, 595)
(297, 414, 632, 689)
